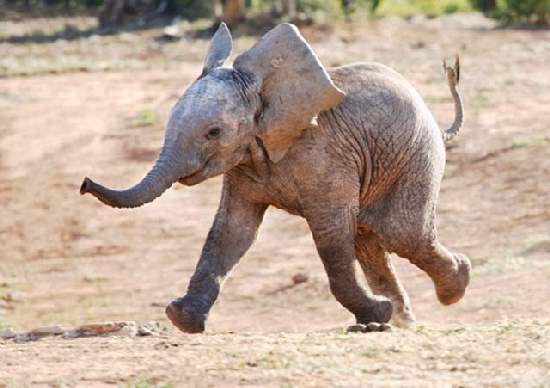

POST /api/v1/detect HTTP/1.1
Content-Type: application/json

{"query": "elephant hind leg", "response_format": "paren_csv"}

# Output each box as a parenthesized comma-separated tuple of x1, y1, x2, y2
(400, 241, 471, 306)
(361, 171, 471, 306)
(355, 228, 416, 329)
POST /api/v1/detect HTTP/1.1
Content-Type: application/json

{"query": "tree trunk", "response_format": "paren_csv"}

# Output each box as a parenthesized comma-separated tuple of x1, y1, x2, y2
(281, 0, 296, 17)
(224, 0, 246, 26)
(342, 0, 352, 13)
(98, 0, 125, 28)
(213, 0, 223, 22)
(270, 0, 281, 16)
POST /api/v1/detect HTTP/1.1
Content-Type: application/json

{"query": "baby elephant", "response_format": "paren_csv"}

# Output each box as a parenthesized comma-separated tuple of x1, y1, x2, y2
(81, 23, 471, 332)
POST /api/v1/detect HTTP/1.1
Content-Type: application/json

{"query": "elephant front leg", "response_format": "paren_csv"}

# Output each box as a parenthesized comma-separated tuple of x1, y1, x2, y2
(166, 185, 267, 334)
(307, 207, 393, 330)
(355, 229, 416, 329)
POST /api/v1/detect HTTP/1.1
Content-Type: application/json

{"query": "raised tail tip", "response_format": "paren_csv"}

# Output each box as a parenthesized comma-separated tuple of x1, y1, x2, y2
(443, 54, 460, 85)
(442, 54, 463, 142)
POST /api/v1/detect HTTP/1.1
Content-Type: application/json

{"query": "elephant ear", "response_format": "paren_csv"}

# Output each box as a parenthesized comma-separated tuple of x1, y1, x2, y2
(234, 23, 345, 162)
(202, 22, 233, 76)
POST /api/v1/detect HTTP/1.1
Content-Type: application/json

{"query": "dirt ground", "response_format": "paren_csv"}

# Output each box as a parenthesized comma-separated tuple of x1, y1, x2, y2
(1, 13, 549, 387)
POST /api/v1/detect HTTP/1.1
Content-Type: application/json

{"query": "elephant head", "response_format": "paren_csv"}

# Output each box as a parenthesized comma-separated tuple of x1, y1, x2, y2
(80, 23, 345, 208)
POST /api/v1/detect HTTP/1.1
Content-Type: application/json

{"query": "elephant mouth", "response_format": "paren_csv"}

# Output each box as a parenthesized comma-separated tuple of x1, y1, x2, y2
(178, 166, 208, 186)
(178, 156, 216, 186)
(178, 172, 204, 186)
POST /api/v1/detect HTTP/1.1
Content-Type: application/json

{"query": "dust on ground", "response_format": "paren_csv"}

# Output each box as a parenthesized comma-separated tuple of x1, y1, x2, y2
(0, 13, 549, 387)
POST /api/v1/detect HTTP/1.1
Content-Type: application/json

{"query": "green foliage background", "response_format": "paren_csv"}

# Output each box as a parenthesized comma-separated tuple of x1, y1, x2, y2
(1, 0, 549, 25)
(495, 0, 550, 25)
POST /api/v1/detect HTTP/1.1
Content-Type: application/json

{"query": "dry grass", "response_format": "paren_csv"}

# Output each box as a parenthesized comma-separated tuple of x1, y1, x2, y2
(2, 321, 549, 386)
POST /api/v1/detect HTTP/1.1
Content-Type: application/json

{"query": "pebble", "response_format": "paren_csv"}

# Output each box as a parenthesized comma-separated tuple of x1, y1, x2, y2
(2, 320, 165, 341)
(347, 324, 366, 333)
(137, 321, 163, 336)
(30, 325, 65, 336)
(163, 24, 182, 40)
(62, 330, 80, 339)
(0, 328, 17, 339)
(14, 334, 33, 343)
(291, 273, 309, 285)
(2, 291, 24, 303)
(78, 321, 137, 336)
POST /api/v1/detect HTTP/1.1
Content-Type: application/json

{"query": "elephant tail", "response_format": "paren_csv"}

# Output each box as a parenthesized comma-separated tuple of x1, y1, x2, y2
(442, 55, 463, 142)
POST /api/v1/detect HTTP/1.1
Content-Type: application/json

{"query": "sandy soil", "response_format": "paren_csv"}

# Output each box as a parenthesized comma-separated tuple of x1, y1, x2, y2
(1, 13, 549, 387)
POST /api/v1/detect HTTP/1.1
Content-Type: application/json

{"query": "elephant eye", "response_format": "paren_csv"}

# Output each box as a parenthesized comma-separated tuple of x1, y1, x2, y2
(206, 127, 222, 140)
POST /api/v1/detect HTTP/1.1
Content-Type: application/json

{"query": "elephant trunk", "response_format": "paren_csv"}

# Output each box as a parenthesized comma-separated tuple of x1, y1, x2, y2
(80, 145, 183, 209)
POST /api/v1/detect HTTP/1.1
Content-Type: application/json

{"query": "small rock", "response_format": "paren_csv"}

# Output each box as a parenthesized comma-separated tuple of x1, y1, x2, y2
(78, 321, 137, 337)
(14, 333, 33, 343)
(138, 321, 163, 337)
(163, 23, 182, 40)
(0, 328, 17, 339)
(117, 324, 138, 337)
(291, 273, 308, 285)
(30, 325, 65, 336)
(347, 324, 367, 333)
(62, 330, 81, 339)
(2, 291, 24, 303)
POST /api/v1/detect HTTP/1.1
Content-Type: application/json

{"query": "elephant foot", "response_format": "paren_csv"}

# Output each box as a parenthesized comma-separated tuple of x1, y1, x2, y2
(355, 297, 393, 325)
(347, 322, 392, 333)
(165, 299, 206, 334)
(436, 253, 471, 306)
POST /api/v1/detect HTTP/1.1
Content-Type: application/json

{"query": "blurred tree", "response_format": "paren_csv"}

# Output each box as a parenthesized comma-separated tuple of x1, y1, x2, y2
(98, 0, 125, 27)
(270, 0, 281, 16)
(341, 0, 383, 17)
(470, 0, 550, 25)
(213, 0, 223, 20)
(470, 0, 496, 13)
(342, 0, 353, 15)
(268, 0, 299, 17)
(502, 0, 550, 25)
(97, 0, 168, 28)
(370, 0, 382, 12)
(224, 0, 246, 25)
(282, 0, 297, 17)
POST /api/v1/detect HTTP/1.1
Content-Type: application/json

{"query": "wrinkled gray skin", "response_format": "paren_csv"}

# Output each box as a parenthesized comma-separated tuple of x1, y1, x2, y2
(81, 23, 471, 333)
